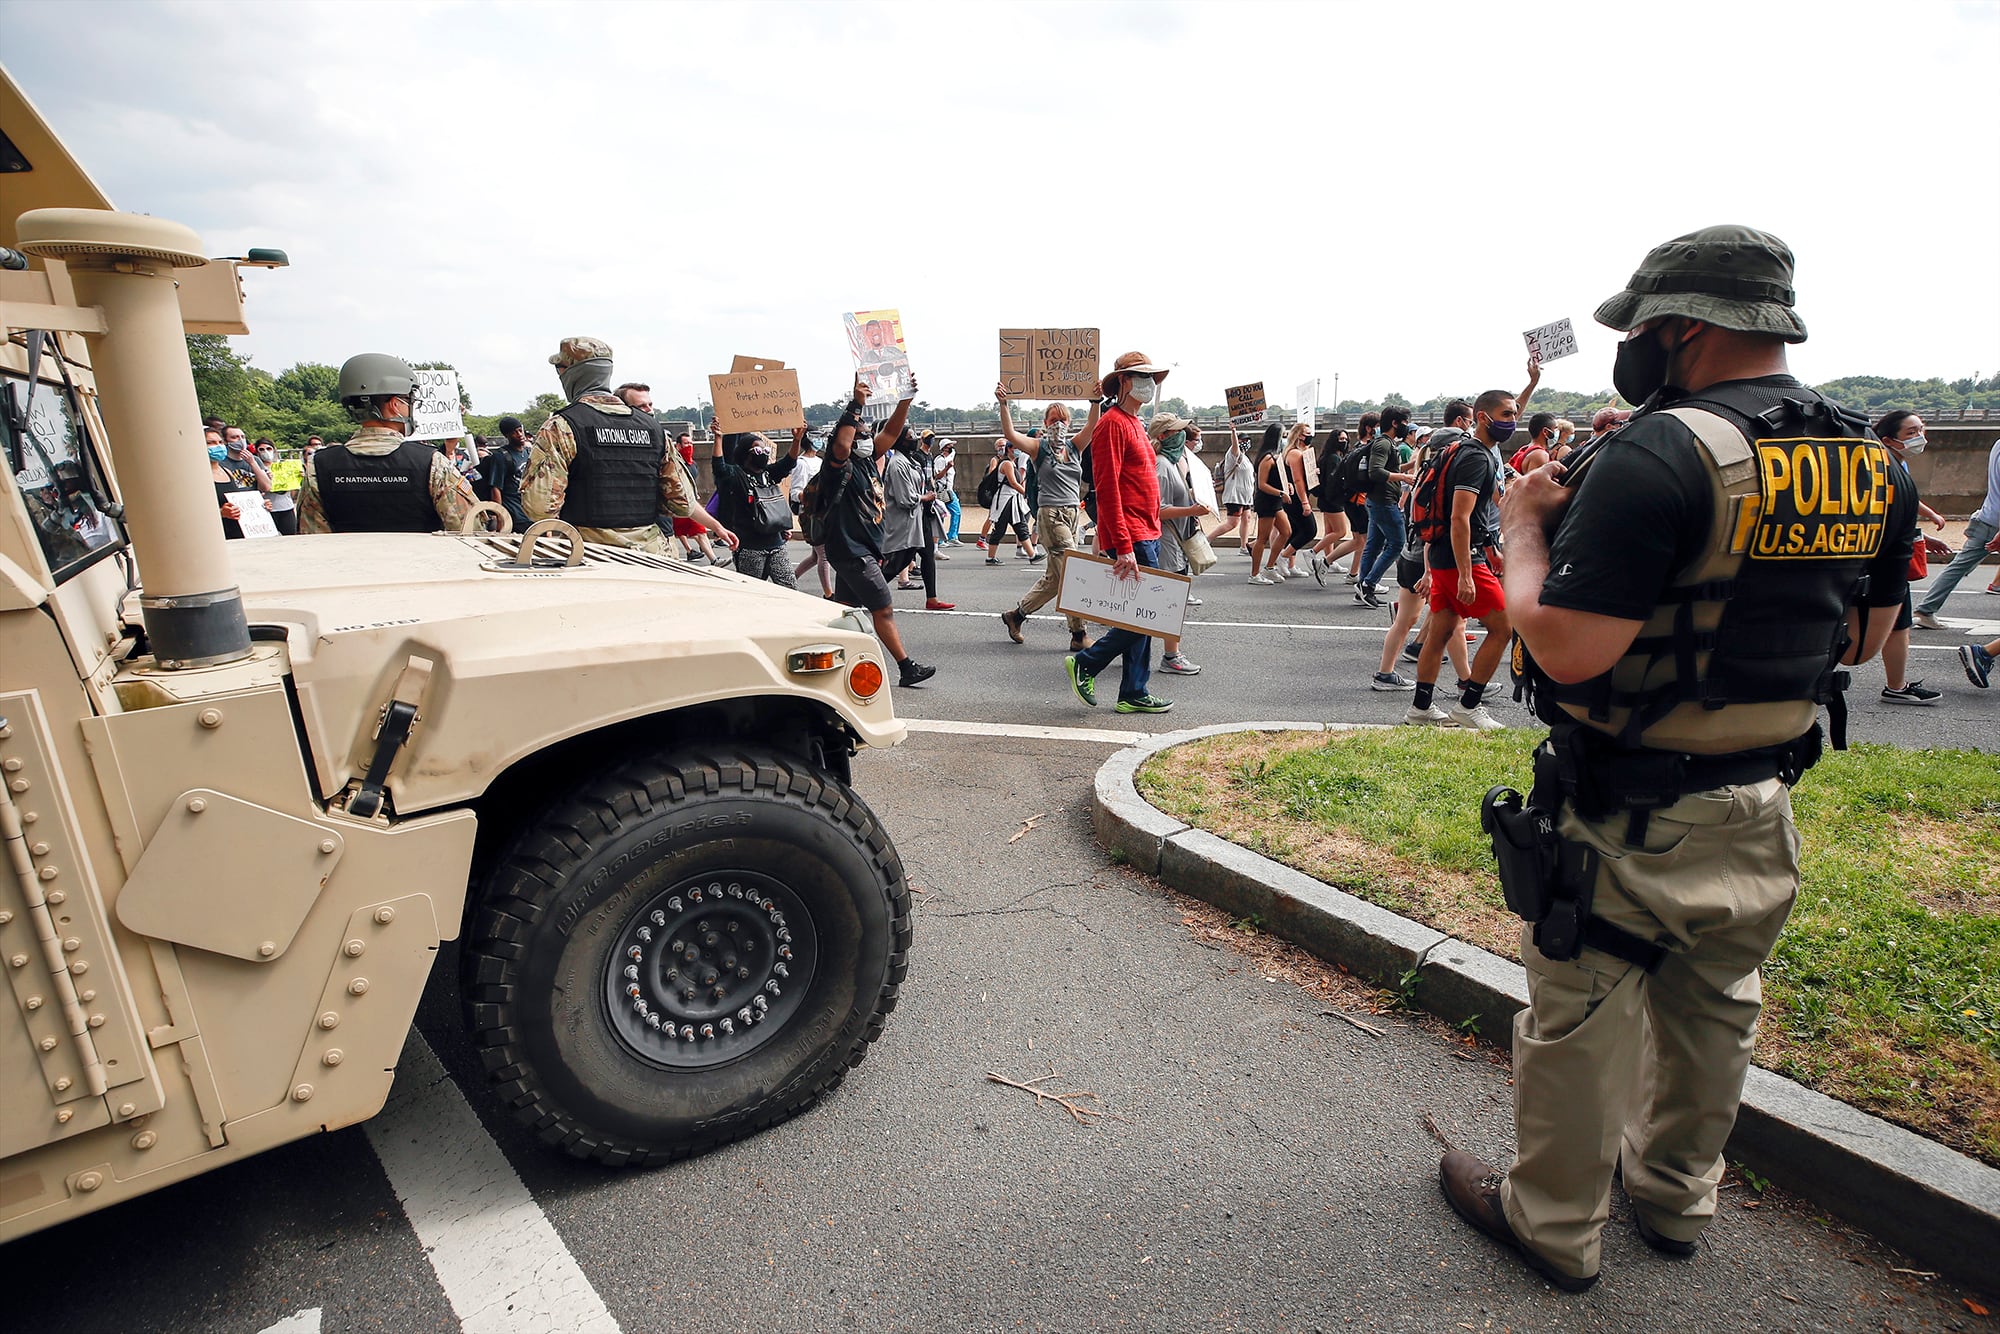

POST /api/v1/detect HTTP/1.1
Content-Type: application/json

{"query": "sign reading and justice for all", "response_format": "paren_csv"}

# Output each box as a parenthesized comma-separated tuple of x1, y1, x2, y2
(998, 328, 1100, 401)
(1057, 550, 1190, 640)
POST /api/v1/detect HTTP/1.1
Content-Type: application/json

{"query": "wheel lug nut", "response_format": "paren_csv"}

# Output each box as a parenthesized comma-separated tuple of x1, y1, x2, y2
(623, 965, 638, 980)
(701, 1023, 715, 1039)
(721, 1018, 735, 1035)
(684, 947, 699, 963)
(711, 986, 726, 1001)
(637, 926, 652, 943)
(666, 968, 679, 983)
(722, 955, 738, 970)
(726, 921, 739, 934)
(627, 984, 641, 998)
(704, 933, 719, 947)
(628, 946, 643, 961)
(764, 980, 781, 996)
(737, 967, 750, 979)
(773, 963, 789, 979)
(650, 909, 666, 927)
(668, 896, 683, 912)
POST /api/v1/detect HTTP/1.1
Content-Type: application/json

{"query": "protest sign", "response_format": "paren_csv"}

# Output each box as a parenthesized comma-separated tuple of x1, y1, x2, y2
(1226, 382, 1266, 426)
(268, 458, 303, 492)
(708, 365, 806, 434)
(1187, 453, 1217, 514)
(1297, 378, 1319, 432)
(843, 308, 914, 421)
(226, 490, 279, 539)
(731, 355, 786, 372)
(408, 367, 465, 441)
(998, 328, 1101, 401)
(1522, 317, 1579, 364)
(1057, 550, 1190, 640)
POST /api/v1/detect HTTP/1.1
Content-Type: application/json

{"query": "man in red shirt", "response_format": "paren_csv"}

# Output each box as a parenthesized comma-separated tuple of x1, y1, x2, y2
(1065, 351, 1174, 714)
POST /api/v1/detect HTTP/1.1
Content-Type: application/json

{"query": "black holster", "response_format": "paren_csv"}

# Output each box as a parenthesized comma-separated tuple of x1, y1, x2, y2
(1481, 778, 1602, 964)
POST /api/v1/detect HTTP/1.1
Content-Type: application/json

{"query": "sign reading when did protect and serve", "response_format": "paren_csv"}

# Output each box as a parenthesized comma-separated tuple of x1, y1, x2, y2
(708, 362, 806, 434)
(998, 328, 1100, 401)
(1522, 317, 1579, 364)
(1057, 550, 1190, 640)
(1226, 382, 1266, 426)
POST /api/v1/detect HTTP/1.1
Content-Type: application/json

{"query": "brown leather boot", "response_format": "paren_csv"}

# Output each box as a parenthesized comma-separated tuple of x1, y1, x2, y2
(1001, 608, 1025, 644)
(1439, 1151, 1599, 1293)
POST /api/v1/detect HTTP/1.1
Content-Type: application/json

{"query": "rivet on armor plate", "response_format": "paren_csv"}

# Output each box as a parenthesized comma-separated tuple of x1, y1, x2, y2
(318, 1011, 339, 1030)
(292, 1084, 314, 1102)
(87, 1013, 104, 1028)
(9, 953, 28, 968)
(79, 988, 94, 1001)
(322, 840, 339, 855)
(24, 995, 41, 1010)
(8, 778, 27, 793)
(186, 797, 205, 813)
(70, 960, 88, 974)
(56, 1108, 72, 1122)
(373, 905, 395, 923)
(348, 978, 369, 995)
(40, 866, 59, 881)
(62, 937, 80, 952)
(132, 1131, 157, 1150)
(45, 889, 64, 905)
(76, 1171, 102, 1191)
(344, 939, 366, 958)
(117, 1102, 135, 1117)
(0, 910, 10, 924)
(323, 1049, 345, 1067)
(2, 757, 21, 771)
(258, 941, 276, 957)
(41, 1036, 59, 1051)
(198, 708, 223, 728)
(31, 841, 49, 856)
(53, 1076, 71, 1092)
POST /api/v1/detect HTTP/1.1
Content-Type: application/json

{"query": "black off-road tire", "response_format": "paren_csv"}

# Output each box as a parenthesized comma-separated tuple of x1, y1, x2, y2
(460, 745, 910, 1165)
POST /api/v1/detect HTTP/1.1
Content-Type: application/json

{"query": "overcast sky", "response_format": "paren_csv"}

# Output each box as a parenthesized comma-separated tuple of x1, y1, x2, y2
(8, 1, 1997, 418)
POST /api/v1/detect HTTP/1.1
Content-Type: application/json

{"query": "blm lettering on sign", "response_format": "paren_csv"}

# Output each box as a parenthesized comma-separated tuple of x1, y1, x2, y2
(708, 367, 806, 434)
(999, 328, 1101, 401)
(1743, 436, 1891, 560)
(1226, 382, 1266, 426)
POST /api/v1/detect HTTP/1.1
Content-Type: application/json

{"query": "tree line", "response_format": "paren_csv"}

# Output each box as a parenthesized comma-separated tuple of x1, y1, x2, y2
(187, 336, 1998, 447)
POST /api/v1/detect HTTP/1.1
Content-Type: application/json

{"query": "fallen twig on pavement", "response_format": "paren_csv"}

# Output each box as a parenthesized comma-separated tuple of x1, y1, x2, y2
(1320, 1009, 1385, 1038)
(1007, 812, 1047, 844)
(1422, 1111, 1457, 1153)
(986, 1065, 1104, 1125)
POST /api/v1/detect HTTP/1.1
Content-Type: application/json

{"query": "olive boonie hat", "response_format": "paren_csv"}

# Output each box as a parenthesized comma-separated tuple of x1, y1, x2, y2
(1595, 225, 1807, 344)
(550, 335, 614, 368)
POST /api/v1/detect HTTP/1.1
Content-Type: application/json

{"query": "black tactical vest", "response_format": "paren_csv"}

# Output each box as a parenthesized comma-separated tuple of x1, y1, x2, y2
(314, 440, 441, 533)
(1518, 381, 1893, 755)
(556, 400, 664, 529)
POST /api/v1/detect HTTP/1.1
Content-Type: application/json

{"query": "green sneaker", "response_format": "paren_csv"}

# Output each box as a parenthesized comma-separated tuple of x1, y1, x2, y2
(1115, 693, 1174, 714)
(1065, 654, 1097, 707)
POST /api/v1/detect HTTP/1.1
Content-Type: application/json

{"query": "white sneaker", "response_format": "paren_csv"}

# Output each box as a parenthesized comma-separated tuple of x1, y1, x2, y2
(1911, 611, 1943, 630)
(1249, 572, 1275, 584)
(1446, 702, 1506, 732)
(1402, 703, 1450, 726)
(1270, 563, 1290, 580)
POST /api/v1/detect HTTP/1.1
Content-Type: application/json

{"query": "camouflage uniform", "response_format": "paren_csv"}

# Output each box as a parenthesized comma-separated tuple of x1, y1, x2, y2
(520, 337, 698, 553)
(296, 425, 479, 535)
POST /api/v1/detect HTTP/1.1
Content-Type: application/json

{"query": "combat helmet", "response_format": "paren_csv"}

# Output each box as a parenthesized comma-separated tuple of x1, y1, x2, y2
(337, 352, 418, 432)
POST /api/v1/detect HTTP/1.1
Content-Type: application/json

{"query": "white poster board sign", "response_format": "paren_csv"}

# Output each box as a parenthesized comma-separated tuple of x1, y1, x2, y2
(1522, 318, 1579, 364)
(1297, 378, 1319, 432)
(1057, 550, 1190, 640)
(226, 489, 279, 539)
(1187, 455, 1217, 514)
(409, 368, 467, 441)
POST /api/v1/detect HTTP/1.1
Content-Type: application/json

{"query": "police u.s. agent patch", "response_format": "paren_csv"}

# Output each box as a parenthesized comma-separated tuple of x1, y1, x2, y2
(1732, 436, 1891, 560)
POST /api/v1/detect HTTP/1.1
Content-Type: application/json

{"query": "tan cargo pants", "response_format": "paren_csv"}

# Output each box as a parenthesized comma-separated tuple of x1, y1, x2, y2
(1500, 776, 1800, 1280)
(1015, 504, 1086, 634)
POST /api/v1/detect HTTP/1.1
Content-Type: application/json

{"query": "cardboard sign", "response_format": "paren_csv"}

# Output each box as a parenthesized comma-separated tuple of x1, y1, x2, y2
(731, 355, 786, 372)
(1057, 550, 1190, 640)
(408, 368, 466, 442)
(1523, 318, 1579, 364)
(1226, 382, 1266, 426)
(268, 458, 303, 492)
(708, 367, 806, 434)
(843, 308, 914, 421)
(225, 489, 279, 539)
(998, 328, 1101, 401)
(1297, 378, 1319, 432)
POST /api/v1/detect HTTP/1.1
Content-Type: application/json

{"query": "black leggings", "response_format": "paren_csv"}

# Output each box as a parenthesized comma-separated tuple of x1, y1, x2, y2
(1283, 501, 1317, 551)
(882, 508, 939, 598)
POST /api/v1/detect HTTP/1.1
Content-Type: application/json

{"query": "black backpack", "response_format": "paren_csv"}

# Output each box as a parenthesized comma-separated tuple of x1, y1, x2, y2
(1333, 443, 1371, 503)
(976, 455, 1002, 508)
(800, 464, 851, 547)
(743, 473, 792, 542)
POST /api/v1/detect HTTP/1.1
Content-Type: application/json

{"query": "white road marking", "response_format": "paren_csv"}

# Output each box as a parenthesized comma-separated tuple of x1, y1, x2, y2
(258, 1311, 321, 1334)
(906, 607, 1391, 635)
(366, 1034, 621, 1334)
(903, 717, 1141, 745)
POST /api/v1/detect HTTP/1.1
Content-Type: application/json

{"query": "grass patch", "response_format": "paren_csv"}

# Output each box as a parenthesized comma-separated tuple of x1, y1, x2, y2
(1139, 729, 2000, 1166)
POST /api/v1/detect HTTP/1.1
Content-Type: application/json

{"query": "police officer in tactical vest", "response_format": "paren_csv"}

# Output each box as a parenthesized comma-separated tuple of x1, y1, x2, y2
(298, 353, 477, 535)
(519, 336, 737, 555)
(1439, 226, 1915, 1291)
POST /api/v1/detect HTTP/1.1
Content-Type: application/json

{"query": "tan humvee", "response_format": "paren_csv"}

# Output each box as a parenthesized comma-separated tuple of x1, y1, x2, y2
(0, 67, 911, 1240)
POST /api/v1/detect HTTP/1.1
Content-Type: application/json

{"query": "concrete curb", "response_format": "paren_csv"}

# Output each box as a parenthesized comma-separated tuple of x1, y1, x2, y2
(1094, 724, 2000, 1290)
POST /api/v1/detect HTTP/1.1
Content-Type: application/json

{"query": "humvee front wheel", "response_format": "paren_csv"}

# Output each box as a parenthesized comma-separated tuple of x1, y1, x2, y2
(462, 746, 910, 1165)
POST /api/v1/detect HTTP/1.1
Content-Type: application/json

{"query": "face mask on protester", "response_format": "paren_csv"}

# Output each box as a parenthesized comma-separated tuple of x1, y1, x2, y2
(749, 442, 774, 465)
(207, 444, 229, 462)
(855, 439, 874, 459)
(1157, 430, 1187, 463)
(1485, 418, 1517, 445)
(1612, 319, 1689, 404)
(225, 437, 247, 456)
(1900, 434, 1927, 456)
(1126, 375, 1157, 405)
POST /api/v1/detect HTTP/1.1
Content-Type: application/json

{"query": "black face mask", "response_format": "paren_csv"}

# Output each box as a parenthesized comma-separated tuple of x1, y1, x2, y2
(1612, 321, 1686, 405)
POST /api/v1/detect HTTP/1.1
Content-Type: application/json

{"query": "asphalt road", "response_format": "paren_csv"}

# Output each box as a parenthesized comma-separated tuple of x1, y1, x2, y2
(6, 544, 1995, 1333)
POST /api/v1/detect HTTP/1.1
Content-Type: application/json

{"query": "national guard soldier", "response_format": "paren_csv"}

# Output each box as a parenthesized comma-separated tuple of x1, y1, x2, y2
(298, 353, 478, 534)
(520, 336, 737, 554)
(1441, 226, 1915, 1290)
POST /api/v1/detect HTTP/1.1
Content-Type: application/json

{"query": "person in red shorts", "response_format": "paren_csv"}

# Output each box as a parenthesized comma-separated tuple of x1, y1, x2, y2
(1404, 387, 1517, 730)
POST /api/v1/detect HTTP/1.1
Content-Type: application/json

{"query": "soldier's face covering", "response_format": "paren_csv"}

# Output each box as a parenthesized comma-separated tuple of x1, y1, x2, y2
(559, 358, 613, 403)
(1613, 318, 1698, 405)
